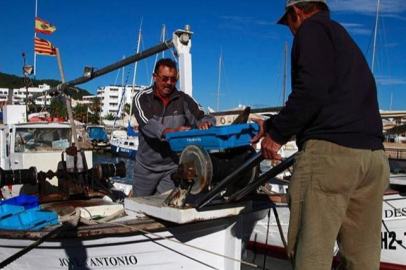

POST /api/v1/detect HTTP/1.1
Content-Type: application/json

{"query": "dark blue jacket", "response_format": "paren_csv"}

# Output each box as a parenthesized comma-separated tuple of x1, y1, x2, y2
(268, 11, 384, 150)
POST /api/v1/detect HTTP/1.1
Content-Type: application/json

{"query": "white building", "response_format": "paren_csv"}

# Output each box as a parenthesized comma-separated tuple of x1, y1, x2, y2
(97, 85, 148, 117)
(0, 84, 52, 106)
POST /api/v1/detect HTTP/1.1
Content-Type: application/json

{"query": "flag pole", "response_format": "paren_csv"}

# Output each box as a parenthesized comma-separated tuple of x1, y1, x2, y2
(56, 47, 79, 149)
(33, 0, 38, 77)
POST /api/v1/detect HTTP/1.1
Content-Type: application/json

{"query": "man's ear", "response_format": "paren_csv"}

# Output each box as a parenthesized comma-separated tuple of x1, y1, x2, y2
(291, 5, 300, 21)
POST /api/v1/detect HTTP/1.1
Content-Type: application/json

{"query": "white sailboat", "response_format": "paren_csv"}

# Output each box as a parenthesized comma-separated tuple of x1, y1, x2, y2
(110, 21, 144, 159)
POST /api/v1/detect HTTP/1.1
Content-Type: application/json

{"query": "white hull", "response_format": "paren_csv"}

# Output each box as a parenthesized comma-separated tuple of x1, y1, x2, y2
(0, 198, 268, 270)
(0, 219, 242, 269)
(250, 192, 406, 269)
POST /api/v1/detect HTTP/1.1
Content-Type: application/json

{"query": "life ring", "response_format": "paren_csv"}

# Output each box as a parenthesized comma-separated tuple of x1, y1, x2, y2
(220, 117, 226, 125)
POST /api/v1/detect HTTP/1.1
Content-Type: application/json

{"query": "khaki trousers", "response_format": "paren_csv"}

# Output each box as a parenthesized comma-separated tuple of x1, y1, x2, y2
(287, 140, 389, 270)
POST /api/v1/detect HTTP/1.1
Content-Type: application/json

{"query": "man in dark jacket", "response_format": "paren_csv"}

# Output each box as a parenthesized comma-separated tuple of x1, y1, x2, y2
(252, 1, 389, 269)
(132, 58, 216, 197)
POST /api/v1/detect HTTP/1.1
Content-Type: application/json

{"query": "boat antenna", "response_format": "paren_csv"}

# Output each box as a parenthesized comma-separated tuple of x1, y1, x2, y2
(150, 24, 166, 86)
(129, 18, 143, 125)
(283, 42, 288, 106)
(216, 47, 222, 111)
(371, 0, 380, 74)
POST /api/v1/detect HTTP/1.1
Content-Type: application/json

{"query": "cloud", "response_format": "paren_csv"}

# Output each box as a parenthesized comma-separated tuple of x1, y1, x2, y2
(375, 76, 406, 85)
(340, 23, 372, 35)
(329, 0, 406, 17)
(219, 16, 273, 27)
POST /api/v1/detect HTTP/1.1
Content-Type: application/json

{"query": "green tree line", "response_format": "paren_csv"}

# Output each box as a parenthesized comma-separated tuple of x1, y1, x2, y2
(0, 72, 91, 100)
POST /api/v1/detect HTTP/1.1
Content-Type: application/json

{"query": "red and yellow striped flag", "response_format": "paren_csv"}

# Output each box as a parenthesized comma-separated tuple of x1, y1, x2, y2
(34, 37, 56, 56)
(35, 17, 57, 34)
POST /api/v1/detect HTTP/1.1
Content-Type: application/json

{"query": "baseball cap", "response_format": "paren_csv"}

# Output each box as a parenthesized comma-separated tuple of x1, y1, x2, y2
(277, 0, 327, 25)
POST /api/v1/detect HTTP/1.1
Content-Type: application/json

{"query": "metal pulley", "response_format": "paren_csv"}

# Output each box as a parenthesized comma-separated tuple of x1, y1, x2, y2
(164, 144, 259, 208)
(178, 145, 213, 195)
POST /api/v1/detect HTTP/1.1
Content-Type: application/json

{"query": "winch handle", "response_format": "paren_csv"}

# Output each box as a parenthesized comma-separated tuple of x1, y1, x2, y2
(195, 152, 264, 209)
(227, 153, 296, 202)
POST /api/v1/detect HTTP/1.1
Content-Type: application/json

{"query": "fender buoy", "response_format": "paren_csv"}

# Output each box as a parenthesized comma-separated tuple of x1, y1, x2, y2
(220, 117, 226, 125)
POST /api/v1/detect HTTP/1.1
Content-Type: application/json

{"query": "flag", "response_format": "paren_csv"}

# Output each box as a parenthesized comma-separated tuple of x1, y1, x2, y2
(35, 17, 56, 34)
(34, 37, 56, 56)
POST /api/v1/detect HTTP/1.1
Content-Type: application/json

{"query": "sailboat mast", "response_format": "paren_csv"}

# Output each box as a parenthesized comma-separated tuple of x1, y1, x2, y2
(33, 0, 38, 77)
(162, 24, 166, 58)
(129, 20, 142, 123)
(216, 51, 222, 111)
(150, 24, 166, 86)
(371, 0, 380, 74)
(283, 42, 288, 106)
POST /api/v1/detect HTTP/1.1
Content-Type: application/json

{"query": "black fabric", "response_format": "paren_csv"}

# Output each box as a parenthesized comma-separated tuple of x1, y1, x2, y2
(268, 11, 384, 151)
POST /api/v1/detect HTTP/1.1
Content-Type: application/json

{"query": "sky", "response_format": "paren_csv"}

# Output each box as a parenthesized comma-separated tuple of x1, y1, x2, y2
(1, 0, 406, 112)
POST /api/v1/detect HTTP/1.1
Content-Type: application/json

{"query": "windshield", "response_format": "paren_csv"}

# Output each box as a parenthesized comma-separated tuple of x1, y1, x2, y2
(15, 127, 72, 152)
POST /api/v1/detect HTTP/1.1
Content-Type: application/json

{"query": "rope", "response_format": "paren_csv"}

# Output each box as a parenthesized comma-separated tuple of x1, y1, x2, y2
(68, 208, 260, 268)
(262, 209, 271, 269)
(1, 206, 261, 269)
(99, 220, 259, 268)
(0, 211, 80, 269)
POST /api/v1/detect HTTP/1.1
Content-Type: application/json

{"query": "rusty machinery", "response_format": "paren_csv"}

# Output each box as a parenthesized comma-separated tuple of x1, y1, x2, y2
(0, 145, 126, 203)
(164, 144, 296, 209)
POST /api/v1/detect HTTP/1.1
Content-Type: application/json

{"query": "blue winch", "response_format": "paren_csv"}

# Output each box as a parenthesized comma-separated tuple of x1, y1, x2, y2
(163, 123, 261, 208)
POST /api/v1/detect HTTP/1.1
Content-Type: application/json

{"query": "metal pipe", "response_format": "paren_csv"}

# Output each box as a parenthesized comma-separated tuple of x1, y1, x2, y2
(31, 40, 174, 100)
(195, 152, 264, 209)
(228, 153, 296, 202)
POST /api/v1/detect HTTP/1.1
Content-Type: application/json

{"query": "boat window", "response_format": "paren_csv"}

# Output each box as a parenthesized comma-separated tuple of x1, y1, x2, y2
(14, 127, 72, 152)
(129, 142, 134, 146)
(124, 142, 128, 146)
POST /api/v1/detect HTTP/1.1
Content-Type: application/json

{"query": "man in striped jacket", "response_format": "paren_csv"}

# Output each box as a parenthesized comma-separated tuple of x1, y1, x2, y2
(132, 58, 216, 197)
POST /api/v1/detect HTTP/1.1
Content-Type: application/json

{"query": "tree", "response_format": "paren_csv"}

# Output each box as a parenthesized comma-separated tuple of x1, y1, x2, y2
(73, 104, 87, 123)
(123, 103, 131, 115)
(105, 113, 115, 120)
(50, 97, 68, 119)
(88, 97, 102, 124)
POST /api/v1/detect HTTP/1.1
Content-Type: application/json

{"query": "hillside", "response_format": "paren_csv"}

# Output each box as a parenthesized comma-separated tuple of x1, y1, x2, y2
(0, 72, 91, 100)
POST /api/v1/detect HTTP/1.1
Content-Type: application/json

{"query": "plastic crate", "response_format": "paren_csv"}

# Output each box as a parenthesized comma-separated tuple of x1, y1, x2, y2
(165, 123, 259, 152)
(0, 209, 59, 230)
(0, 204, 25, 220)
(1, 195, 39, 209)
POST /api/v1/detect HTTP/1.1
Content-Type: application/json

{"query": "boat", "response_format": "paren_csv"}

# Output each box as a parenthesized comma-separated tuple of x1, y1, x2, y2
(246, 152, 406, 269)
(85, 125, 110, 151)
(109, 21, 145, 159)
(110, 125, 139, 159)
(0, 123, 271, 270)
(0, 104, 92, 199)
(0, 26, 277, 270)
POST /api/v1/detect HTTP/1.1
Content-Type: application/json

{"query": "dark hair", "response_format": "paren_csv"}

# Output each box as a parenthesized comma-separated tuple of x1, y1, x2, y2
(154, 58, 177, 74)
(287, 2, 330, 22)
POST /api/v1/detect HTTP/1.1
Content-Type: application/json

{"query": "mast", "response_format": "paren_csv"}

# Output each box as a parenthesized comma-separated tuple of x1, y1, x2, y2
(216, 50, 222, 111)
(150, 24, 166, 86)
(371, 0, 380, 74)
(283, 42, 288, 106)
(33, 0, 38, 77)
(129, 19, 143, 125)
(162, 24, 166, 58)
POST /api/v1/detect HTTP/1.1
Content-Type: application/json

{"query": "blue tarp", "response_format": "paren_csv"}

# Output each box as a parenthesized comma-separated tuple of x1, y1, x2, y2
(87, 127, 108, 141)
(127, 123, 138, 137)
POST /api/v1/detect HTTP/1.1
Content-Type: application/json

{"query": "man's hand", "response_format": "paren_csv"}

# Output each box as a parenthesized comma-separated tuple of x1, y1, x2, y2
(250, 118, 266, 144)
(261, 134, 282, 160)
(162, 126, 191, 136)
(198, 121, 212, 130)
